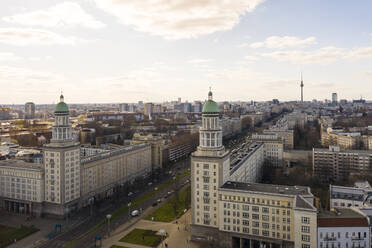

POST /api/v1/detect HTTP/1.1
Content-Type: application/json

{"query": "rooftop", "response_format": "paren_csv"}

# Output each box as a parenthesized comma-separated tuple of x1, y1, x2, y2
(318, 208, 368, 227)
(220, 181, 311, 197)
(0, 159, 42, 170)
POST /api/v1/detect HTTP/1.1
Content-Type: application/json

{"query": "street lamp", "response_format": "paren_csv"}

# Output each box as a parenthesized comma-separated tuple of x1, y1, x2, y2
(128, 202, 132, 220)
(106, 214, 112, 237)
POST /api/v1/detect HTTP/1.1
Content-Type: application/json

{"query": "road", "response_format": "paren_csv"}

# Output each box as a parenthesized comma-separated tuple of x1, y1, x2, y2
(36, 158, 190, 248)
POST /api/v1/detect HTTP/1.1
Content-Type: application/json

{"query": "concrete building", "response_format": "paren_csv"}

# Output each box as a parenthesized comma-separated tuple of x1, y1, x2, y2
(317, 208, 370, 248)
(250, 134, 284, 167)
(0, 160, 44, 215)
(80, 143, 151, 206)
(25, 102, 35, 119)
(144, 103, 153, 117)
(131, 133, 163, 169)
(119, 103, 129, 112)
(191, 90, 317, 248)
(330, 181, 372, 209)
(217, 182, 317, 248)
(42, 94, 81, 216)
(332, 93, 338, 104)
(263, 130, 294, 150)
(0, 95, 153, 218)
(229, 142, 264, 183)
(313, 146, 372, 183)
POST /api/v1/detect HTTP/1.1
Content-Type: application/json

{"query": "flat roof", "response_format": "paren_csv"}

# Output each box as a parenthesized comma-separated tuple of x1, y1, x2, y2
(318, 208, 368, 227)
(220, 181, 311, 196)
(0, 159, 42, 170)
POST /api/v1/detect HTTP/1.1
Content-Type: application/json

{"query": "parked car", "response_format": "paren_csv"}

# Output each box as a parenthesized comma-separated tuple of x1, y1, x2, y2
(131, 210, 139, 217)
(157, 198, 162, 203)
(152, 202, 158, 207)
(128, 192, 133, 197)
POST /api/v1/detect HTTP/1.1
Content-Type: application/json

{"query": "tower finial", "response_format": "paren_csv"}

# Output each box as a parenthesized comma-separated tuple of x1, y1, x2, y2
(208, 87, 213, 100)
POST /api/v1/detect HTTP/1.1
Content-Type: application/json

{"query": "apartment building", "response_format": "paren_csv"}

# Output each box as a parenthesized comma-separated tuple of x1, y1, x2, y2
(80, 143, 151, 206)
(0, 95, 153, 217)
(191, 91, 318, 248)
(131, 133, 163, 169)
(330, 181, 372, 210)
(229, 142, 264, 183)
(0, 160, 44, 215)
(217, 182, 317, 248)
(263, 130, 294, 149)
(317, 208, 370, 248)
(313, 146, 372, 183)
(250, 133, 284, 167)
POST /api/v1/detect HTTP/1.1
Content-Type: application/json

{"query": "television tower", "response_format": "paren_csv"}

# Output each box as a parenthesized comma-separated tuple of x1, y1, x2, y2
(300, 72, 304, 103)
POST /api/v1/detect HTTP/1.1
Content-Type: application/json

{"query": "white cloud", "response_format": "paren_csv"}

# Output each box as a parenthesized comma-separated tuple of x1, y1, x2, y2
(187, 58, 213, 64)
(262, 47, 344, 65)
(0, 28, 84, 46)
(347, 46, 372, 59)
(0, 52, 21, 61)
(244, 55, 259, 61)
(251, 36, 317, 49)
(92, 0, 265, 39)
(3, 2, 105, 29)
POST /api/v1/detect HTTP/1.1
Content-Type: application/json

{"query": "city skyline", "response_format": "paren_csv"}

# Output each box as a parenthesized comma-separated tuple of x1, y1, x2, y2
(1, 0, 372, 104)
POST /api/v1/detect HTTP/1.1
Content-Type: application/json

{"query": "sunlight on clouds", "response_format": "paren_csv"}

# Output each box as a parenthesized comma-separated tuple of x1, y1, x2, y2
(250, 36, 317, 49)
(0, 28, 87, 46)
(3, 2, 105, 29)
(92, 0, 265, 39)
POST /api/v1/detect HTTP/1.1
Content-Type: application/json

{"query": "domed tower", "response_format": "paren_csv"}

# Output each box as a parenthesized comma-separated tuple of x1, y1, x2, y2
(51, 95, 73, 142)
(191, 89, 230, 235)
(43, 94, 80, 216)
(199, 90, 223, 153)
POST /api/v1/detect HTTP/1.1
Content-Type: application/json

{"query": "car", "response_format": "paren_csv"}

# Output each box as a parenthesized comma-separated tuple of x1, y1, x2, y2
(152, 202, 158, 207)
(148, 182, 153, 186)
(154, 187, 158, 191)
(128, 192, 133, 197)
(131, 210, 139, 217)
(157, 198, 162, 203)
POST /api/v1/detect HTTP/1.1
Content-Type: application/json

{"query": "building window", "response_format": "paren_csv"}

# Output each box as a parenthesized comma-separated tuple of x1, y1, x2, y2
(301, 226, 310, 233)
(301, 217, 310, 224)
(301, 235, 310, 242)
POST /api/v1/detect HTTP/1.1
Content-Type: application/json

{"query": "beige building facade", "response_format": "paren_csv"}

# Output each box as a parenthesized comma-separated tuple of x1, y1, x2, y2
(131, 133, 163, 169)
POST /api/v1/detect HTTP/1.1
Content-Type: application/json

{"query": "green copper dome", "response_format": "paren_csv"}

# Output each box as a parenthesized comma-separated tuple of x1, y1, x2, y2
(202, 90, 219, 114)
(202, 100, 219, 113)
(55, 94, 69, 113)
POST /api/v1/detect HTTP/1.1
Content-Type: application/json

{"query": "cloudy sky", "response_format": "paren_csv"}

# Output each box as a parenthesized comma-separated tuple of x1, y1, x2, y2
(0, 0, 371, 104)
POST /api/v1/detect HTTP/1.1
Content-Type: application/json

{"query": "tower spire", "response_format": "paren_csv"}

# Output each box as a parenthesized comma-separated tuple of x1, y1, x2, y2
(300, 72, 304, 103)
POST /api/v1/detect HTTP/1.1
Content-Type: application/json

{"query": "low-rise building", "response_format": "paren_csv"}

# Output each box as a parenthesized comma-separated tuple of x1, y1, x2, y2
(330, 181, 372, 209)
(317, 208, 370, 248)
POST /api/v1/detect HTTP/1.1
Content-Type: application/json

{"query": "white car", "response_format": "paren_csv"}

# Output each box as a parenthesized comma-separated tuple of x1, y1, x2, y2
(128, 192, 133, 197)
(131, 210, 139, 217)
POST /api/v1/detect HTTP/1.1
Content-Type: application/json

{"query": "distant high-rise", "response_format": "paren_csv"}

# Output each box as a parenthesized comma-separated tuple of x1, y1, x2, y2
(25, 102, 35, 119)
(144, 103, 153, 118)
(119, 103, 129, 112)
(300, 73, 304, 102)
(178, 97, 181, 104)
(332, 93, 338, 104)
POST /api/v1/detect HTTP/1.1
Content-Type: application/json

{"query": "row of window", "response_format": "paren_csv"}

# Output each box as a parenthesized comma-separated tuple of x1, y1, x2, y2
(221, 195, 291, 207)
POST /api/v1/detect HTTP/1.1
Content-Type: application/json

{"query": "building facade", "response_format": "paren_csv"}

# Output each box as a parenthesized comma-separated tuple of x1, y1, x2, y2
(191, 91, 318, 248)
(313, 146, 372, 183)
(317, 208, 370, 248)
(131, 133, 163, 169)
(25, 102, 35, 119)
(250, 134, 284, 167)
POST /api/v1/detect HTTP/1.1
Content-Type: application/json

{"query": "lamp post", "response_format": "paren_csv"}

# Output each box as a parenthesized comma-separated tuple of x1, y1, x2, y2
(106, 214, 112, 237)
(128, 202, 131, 220)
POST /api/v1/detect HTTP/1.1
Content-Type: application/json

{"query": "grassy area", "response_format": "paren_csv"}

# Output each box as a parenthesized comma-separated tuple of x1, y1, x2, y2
(110, 245, 129, 248)
(63, 169, 190, 248)
(119, 229, 162, 247)
(0, 225, 39, 248)
(146, 186, 191, 222)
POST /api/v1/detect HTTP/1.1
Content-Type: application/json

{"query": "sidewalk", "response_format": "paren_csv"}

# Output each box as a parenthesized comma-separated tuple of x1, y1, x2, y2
(0, 210, 84, 248)
(102, 209, 200, 248)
